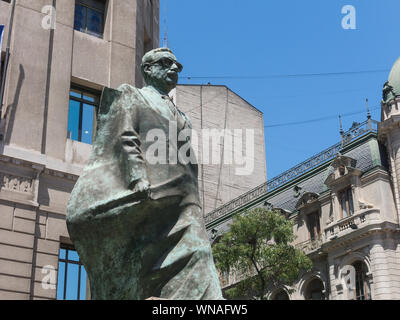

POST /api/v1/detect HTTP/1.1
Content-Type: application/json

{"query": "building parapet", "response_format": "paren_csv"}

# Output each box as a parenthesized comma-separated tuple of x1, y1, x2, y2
(324, 208, 381, 242)
(205, 120, 379, 225)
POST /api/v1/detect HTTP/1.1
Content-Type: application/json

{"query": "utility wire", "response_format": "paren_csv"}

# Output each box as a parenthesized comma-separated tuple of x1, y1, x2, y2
(181, 69, 389, 81)
(264, 106, 380, 128)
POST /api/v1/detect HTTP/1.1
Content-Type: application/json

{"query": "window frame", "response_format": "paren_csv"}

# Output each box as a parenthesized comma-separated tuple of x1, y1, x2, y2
(74, 0, 106, 38)
(307, 211, 321, 241)
(338, 186, 354, 219)
(57, 244, 87, 300)
(68, 84, 100, 145)
(351, 261, 371, 300)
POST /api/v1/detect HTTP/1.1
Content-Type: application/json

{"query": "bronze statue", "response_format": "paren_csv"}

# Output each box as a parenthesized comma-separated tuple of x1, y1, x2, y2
(66, 48, 223, 300)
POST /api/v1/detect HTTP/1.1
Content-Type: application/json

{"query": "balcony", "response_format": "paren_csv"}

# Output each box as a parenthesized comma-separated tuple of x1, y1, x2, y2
(323, 208, 381, 242)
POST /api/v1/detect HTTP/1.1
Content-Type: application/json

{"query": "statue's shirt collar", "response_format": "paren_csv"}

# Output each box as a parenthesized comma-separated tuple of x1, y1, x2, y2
(144, 85, 174, 102)
(141, 86, 188, 131)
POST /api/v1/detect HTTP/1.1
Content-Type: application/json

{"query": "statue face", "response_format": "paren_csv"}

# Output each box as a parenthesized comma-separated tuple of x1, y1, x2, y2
(144, 52, 183, 94)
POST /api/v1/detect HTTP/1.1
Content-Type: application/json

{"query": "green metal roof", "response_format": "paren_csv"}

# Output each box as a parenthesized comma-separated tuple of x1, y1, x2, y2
(383, 57, 400, 104)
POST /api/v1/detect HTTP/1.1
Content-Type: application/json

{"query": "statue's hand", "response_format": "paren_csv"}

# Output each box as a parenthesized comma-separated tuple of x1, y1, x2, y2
(131, 179, 150, 198)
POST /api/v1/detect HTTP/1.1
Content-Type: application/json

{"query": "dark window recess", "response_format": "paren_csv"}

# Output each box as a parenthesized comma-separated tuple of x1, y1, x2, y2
(339, 187, 354, 219)
(273, 290, 289, 300)
(57, 245, 87, 300)
(305, 278, 325, 300)
(307, 211, 321, 241)
(352, 261, 371, 300)
(67, 85, 100, 145)
(74, 0, 106, 38)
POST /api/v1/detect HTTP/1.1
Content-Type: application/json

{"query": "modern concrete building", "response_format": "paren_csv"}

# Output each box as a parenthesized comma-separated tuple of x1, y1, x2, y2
(206, 58, 400, 300)
(172, 85, 267, 215)
(0, 1, 267, 300)
(0, 0, 159, 300)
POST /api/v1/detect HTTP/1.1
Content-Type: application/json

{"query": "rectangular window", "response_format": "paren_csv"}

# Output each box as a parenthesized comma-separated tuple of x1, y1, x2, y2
(307, 211, 321, 241)
(57, 245, 87, 300)
(339, 187, 354, 219)
(67, 85, 100, 145)
(74, 0, 106, 38)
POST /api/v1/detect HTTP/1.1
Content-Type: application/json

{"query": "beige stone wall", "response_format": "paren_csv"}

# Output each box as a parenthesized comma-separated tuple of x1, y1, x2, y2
(0, 0, 159, 300)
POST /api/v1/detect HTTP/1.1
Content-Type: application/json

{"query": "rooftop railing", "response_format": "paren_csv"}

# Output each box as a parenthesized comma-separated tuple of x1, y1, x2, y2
(205, 119, 378, 225)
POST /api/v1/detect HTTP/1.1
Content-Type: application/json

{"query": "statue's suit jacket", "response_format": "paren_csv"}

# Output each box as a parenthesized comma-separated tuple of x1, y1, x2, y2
(66, 84, 222, 300)
(67, 84, 200, 222)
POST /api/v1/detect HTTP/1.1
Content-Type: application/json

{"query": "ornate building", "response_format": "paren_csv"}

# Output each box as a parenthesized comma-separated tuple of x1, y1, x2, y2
(206, 58, 400, 300)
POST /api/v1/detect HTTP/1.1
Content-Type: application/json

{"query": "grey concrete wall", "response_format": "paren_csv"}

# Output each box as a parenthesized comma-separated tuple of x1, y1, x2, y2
(0, 0, 159, 158)
(175, 85, 267, 215)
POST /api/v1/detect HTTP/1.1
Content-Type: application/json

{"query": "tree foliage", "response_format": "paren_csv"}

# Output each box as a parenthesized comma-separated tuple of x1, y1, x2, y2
(212, 208, 312, 300)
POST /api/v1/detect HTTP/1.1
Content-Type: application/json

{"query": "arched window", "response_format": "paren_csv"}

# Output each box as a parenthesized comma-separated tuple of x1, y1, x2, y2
(272, 289, 289, 300)
(350, 261, 371, 300)
(305, 278, 325, 300)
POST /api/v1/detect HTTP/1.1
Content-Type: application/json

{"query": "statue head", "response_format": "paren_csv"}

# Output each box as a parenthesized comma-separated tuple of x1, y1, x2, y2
(141, 48, 183, 94)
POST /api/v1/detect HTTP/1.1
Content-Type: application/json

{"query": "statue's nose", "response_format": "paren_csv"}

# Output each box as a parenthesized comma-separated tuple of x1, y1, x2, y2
(170, 63, 179, 72)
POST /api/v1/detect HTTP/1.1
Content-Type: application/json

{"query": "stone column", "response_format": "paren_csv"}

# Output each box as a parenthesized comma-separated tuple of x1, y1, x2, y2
(369, 234, 392, 300)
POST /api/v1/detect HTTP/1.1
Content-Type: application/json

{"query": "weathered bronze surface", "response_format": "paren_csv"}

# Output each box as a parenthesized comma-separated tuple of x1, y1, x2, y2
(66, 48, 223, 300)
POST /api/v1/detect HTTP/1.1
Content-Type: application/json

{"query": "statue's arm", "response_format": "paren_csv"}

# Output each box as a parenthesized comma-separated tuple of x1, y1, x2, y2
(120, 127, 150, 194)
(102, 85, 150, 196)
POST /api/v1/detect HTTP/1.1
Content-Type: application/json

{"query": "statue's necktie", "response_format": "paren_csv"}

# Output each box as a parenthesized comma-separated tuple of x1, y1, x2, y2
(162, 95, 177, 117)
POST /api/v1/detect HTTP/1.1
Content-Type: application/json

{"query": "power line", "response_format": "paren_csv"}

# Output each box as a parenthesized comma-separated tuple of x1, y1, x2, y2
(183, 96, 381, 129)
(264, 106, 380, 128)
(262, 87, 376, 100)
(181, 69, 389, 81)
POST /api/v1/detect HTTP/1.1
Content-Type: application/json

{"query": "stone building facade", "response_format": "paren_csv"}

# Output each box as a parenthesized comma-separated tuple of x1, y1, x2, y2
(0, 1, 267, 300)
(206, 59, 400, 300)
(0, 0, 159, 300)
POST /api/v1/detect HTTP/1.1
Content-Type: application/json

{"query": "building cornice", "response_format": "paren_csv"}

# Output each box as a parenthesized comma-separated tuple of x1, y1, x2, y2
(0, 143, 81, 181)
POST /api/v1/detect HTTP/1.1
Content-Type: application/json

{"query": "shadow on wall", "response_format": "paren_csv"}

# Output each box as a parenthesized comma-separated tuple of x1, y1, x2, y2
(1, 64, 25, 149)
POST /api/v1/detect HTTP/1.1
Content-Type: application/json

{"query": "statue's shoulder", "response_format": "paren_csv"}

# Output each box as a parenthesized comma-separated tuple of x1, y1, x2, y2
(99, 84, 148, 116)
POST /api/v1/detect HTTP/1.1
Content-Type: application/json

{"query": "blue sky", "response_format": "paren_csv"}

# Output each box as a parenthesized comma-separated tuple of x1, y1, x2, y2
(161, 0, 400, 178)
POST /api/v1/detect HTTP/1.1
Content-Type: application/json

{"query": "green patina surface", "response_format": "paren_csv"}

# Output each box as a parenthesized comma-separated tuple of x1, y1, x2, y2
(66, 48, 223, 300)
(383, 57, 400, 104)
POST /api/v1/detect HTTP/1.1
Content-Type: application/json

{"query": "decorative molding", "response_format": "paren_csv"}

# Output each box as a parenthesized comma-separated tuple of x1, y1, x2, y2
(0, 145, 81, 181)
(324, 154, 362, 188)
(0, 153, 79, 182)
(0, 172, 33, 194)
(295, 192, 320, 210)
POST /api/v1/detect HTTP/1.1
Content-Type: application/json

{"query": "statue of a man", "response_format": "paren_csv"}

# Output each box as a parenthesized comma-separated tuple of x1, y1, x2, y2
(66, 48, 223, 300)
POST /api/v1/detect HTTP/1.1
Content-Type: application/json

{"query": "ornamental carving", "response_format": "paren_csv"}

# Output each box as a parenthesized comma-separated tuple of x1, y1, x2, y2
(0, 172, 33, 194)
(295, 192, 320, 210)
(324, 154, 361, 187)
